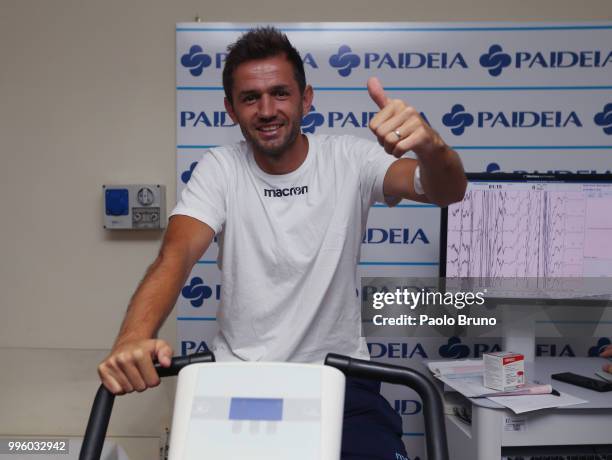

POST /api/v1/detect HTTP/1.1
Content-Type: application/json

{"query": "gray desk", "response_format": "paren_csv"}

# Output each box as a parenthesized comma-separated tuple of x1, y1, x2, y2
(441, 358, 612, 460)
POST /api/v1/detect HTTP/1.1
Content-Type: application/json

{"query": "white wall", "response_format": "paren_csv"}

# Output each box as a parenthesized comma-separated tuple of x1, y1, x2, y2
(1, 1, 611, 459)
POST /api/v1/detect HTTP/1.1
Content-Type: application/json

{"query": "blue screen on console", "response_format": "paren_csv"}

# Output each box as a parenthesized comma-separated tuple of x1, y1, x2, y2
(229, 398, 283, 421)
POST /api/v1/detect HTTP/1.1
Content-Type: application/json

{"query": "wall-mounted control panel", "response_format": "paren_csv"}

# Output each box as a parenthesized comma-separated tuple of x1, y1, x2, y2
(103, 184, 166, 230)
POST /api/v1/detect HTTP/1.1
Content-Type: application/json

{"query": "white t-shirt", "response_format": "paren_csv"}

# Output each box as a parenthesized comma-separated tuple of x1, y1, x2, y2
(172, 133, 396, 363)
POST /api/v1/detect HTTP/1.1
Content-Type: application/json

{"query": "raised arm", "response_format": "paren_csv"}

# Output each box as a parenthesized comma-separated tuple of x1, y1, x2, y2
(367, 77, 467, 207)
(97, 215, 215, 394)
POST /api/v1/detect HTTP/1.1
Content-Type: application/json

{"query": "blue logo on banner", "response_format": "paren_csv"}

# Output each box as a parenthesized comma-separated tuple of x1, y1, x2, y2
(181, 45, 213, 76)
(394, 399, 423, 416)
(300, 108, 379, 131)
(485, 162, 612, 175)
(182, 277, 220, 307)
(362, 227, 430, 245)
(181, 340, 210, 355)
(442, 106, 580, 135)
(301, 106, 325, 133)
(588, 337, 611, 356)
(536, 343, 575, 357)
(478, 45, 612, 76)
(594, 103, 612, 135)
(479, 44, 512, 77)
(439, 336, 470, 359)
(329, 45, 361, 77)
(329, 46, 467, 75)
(180, 111, 236, 128)
(181, 162, 198, 184)
(442, 104, 474, 135)
(367, 342, 428, 359)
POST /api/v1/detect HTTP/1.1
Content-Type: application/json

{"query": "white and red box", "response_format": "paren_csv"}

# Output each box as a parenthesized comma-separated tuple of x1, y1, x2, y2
(483, 352, 525, 391)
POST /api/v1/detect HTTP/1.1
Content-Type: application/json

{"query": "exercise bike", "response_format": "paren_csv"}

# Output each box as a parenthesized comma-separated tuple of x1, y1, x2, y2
(80, 352, 448, 460)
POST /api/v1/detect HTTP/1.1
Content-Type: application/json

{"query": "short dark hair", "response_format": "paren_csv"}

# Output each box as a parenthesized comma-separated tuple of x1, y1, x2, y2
(222, 27, 306, 104)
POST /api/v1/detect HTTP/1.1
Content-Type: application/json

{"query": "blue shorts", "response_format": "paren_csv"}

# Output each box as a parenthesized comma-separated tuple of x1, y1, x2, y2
(341, 377, 408, 460)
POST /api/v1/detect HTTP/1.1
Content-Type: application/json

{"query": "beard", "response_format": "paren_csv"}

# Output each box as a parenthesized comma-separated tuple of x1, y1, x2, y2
(239, 105, 304, 158)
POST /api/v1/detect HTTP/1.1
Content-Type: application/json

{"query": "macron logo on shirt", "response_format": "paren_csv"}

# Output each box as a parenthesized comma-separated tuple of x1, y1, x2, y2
(263, 186, 309, 198)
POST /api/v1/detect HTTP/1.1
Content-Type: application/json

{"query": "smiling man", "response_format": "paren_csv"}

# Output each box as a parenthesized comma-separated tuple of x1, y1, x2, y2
(98, 27, 466, 459)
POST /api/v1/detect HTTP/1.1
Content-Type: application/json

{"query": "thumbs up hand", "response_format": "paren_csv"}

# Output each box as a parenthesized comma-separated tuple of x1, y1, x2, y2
(367, 76, 390, 110)
(367, 77, 447, 159)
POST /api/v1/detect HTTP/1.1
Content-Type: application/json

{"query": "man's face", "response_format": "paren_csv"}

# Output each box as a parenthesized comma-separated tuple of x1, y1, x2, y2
(224, 55, 312, 158)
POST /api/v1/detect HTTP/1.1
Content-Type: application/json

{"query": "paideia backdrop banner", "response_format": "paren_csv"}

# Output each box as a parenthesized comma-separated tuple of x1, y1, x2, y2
(176, 23, 612, 458)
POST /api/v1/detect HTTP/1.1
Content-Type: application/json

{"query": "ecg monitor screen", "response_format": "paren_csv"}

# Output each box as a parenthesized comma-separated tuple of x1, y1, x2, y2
(442, 173, 612, 279)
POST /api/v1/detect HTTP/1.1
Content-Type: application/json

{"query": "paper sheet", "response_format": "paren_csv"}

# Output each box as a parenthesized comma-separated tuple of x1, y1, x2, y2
(435, 374, 552, 398)
(429, 359, 589, 413)
(436, 374, 496, 397)
(427, 359, 484, 378)
(487, 392, 587, 414)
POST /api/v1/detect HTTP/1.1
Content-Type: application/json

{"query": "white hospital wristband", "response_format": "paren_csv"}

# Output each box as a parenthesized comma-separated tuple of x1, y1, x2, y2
(413, 165, 424, 195)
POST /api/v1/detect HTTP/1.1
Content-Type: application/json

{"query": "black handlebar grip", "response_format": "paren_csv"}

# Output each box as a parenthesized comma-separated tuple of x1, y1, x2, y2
(79, 386, 115, 460)
(155, 350, 216, 377)
(325, 353, 449, 460)
(79, 351, 215, 460)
